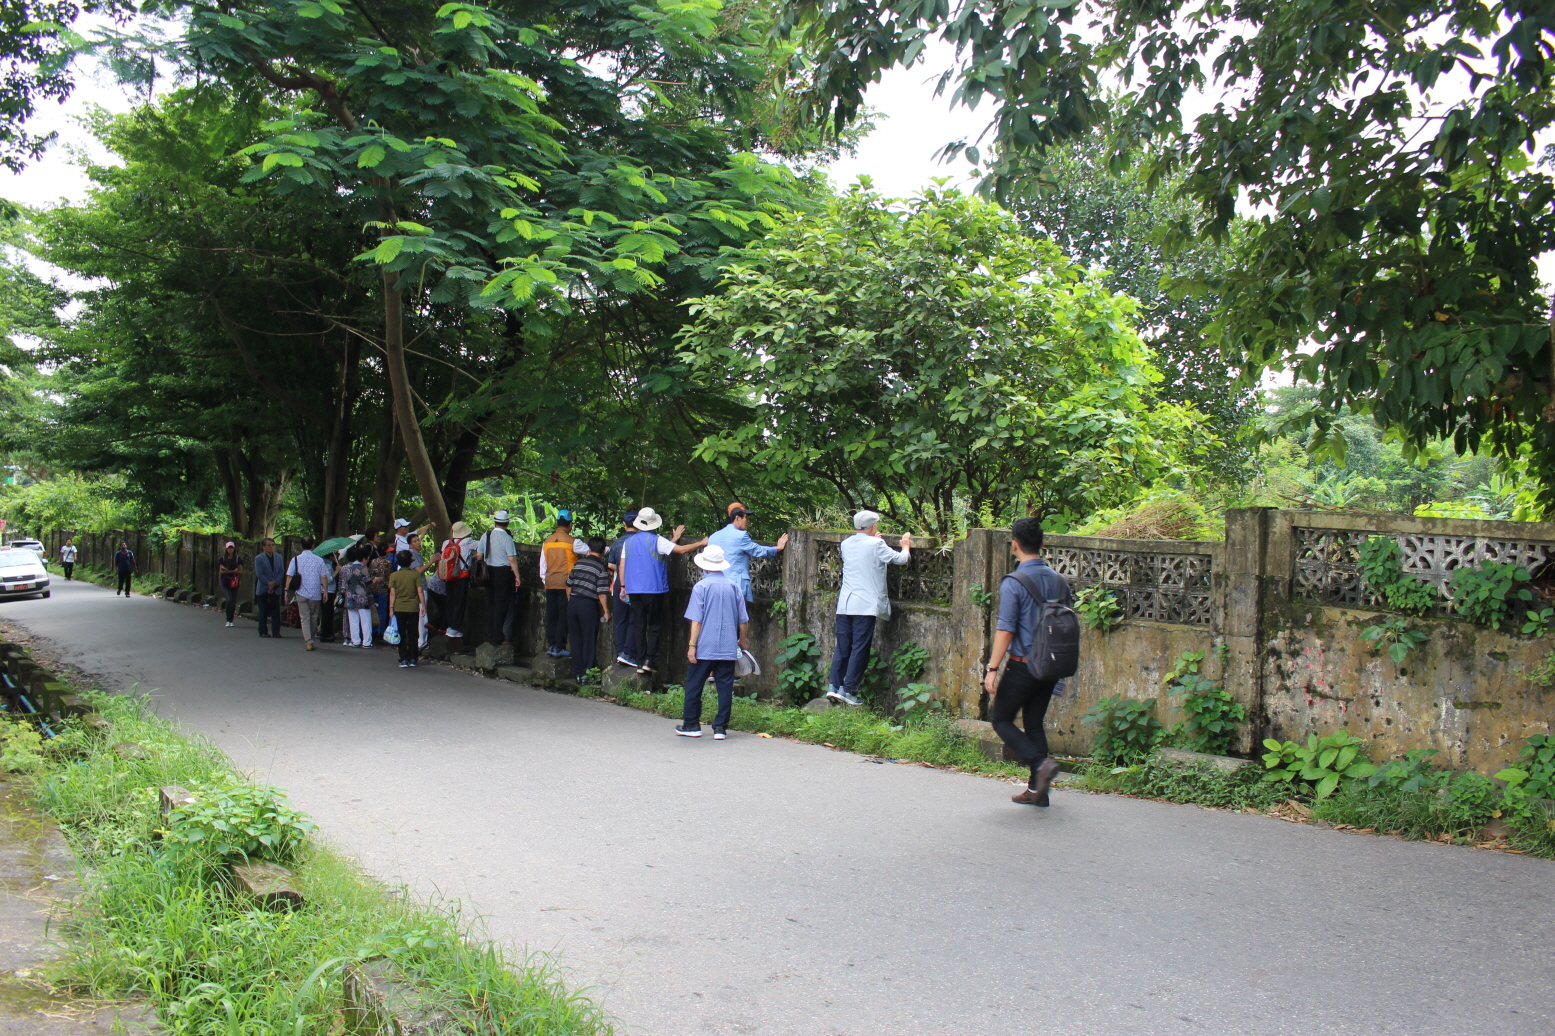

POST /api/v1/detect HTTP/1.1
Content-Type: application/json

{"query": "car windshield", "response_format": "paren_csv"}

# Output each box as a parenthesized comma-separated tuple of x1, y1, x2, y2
(0, 550, 39, 567)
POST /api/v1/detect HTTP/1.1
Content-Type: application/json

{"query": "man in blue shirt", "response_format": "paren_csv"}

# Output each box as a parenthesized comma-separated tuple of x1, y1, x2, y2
(983, 517, 1073, 808)
(706, 501, 788, 603)
(676, 544, 749, 739)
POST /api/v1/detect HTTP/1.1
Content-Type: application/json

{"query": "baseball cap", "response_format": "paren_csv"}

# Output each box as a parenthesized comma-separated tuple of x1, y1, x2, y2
(727, 501, 754, 518)
(557, 509, 574, 523)
(622, 510, 639, 524)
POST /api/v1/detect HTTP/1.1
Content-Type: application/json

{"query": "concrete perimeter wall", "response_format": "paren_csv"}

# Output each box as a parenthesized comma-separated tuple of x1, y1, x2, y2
(45, 509, 1555, 773)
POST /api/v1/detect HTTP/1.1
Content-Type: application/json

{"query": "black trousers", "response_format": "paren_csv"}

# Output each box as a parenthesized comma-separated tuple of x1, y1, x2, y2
(426, 589, 446, 632)
(487, 567, 515, 645)
(683, 658, 736, 728)
(626, 592, 666, 667)
(544, 588, 568, 649)
(828, 614, 877, 693)
(990, 664, 1055, 768)
(61, 562, 73, 580)
(116, 571, 132, 594)
(256, 592, 281, 636)
(566, 595, 601, 680)
(612, 592, 632, 660)
(444, 578, 470, 635)
(396, 616, 422, 661)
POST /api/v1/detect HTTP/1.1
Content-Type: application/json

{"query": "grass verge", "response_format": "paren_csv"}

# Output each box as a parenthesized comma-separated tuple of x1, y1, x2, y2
(611, 684, 1029, 779)
(14, 689, 613, 1035)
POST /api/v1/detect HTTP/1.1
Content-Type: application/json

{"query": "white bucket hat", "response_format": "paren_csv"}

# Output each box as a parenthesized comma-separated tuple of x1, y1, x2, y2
(492, 509, 511, 523)
(633, 507, 664, 531)
(694, 544, 731, 571)
(572, 538, 590, 555)
(854, 509, 881, 530)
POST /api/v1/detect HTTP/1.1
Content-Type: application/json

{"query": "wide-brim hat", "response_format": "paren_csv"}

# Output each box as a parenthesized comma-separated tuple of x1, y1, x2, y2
(633, 507, 664, 531)
(492, 509, 511, 522)
(694, 544, 731, 571)
(450, 521, 474, 539)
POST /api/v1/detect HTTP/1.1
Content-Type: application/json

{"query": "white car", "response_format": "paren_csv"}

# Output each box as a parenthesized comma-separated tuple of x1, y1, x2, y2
(3, 540, 44, 555)
(0, 548, 50, 599)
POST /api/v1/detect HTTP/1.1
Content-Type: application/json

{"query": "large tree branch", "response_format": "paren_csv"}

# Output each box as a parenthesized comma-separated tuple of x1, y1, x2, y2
(212, 302, 332, 431)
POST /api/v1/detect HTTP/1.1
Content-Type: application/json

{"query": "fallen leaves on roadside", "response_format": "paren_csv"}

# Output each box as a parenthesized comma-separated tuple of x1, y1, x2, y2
(757, 733, 772, 738)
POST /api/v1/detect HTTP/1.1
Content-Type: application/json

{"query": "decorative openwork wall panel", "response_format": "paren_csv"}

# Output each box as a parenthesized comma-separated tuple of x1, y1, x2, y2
(1293, 526, 1554, 613)
(1035, 547, 1215, 627)
(686, 555, 782, 601)
(810, 539, 953, 605)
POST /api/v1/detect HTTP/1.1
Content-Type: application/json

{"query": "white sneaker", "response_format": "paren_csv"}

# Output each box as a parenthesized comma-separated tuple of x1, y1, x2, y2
(224, 622, 234, 628)
(834, 689, 863, 706)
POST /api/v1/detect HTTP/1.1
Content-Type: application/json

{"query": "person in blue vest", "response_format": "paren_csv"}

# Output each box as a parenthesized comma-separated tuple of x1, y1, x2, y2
(616, 506, 706, 676)
(706, 501, 788, 603)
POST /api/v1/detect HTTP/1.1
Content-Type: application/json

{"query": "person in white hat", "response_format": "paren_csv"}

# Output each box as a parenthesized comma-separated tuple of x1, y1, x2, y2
(826, 510, 912, 706)
(675, 543, 749, 739)
(393, 517, 412, 554)
(480, 509, 521, 647)
(438, 520, 478, 647)
(617, 506, 706, 675)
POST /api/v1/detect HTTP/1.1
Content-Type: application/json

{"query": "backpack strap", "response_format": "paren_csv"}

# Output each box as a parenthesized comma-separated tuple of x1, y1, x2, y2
(1008, 568, 1049, 605)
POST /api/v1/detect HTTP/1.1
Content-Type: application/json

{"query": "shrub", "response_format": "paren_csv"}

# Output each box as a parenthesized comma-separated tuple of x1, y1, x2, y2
(774, 633, 824, 703)
(162, 782, 316, 864)
(1074, 586, 1123, 632)
(1356, 535, 1438, 614)
(1082, 696, 1162, 766)
(1261, 732, 1377, 799)
(1162, 651, 1245, 755)
(1449, 561, 1533, 630)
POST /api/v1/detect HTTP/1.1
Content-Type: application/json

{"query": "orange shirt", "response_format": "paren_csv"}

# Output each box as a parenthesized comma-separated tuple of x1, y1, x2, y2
(542, 528, 575, 590)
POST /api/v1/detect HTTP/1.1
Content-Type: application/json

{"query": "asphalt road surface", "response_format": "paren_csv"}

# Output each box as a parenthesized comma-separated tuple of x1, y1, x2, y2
(5, 578, 1552, 1036)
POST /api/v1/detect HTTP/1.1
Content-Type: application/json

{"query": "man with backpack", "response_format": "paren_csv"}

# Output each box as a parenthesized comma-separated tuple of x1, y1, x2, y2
(438, 520, 478, 648)
(983, 517, 1079, 808)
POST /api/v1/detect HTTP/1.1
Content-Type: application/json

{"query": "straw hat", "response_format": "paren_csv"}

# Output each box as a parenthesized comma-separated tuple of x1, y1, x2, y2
(633, 507, 664, 531)
(450, 521, 474, 539)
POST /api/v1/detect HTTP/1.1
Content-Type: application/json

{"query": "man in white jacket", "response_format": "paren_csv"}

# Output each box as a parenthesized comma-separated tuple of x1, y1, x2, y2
(826, 510, 911, 706)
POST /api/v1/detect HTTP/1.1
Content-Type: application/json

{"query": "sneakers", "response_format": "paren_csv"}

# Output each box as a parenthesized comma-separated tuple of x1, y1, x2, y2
(545, 648, 557, 657)
(225, 622, 234, 628)
(832, 688, 863, 707)
(305, 643, 315, 651)
(555, 649, 571, 658)
(675, 723, 702, 737)
(408, 660, 418, 667)
(713, 727, 727, 740)
(616, 654, 637, 667)
(398, 659, 409, 668)
(637, 663, 655, 675)
(825, 685, 843, 702)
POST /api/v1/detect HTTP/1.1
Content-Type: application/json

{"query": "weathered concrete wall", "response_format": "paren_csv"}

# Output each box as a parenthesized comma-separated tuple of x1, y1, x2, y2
(45, 507, 1555, 773)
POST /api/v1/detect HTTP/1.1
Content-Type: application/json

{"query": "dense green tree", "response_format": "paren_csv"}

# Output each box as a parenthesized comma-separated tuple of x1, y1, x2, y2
(678, 187, 1214, 536)
(782, 0, 1555, 500)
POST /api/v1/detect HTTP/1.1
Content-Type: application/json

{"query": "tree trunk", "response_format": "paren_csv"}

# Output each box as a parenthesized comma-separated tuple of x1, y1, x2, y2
(213, 449, 248, 535)
(382, 270, 452, 543)
(370, 395, 406, 533)
(439, 419, 488, 523)
(320, 334, 359, 537)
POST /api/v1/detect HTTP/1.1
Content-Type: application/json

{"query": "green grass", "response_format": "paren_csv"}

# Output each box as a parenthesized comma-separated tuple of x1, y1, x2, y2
(1072, 759, 1293, 813)
(17, 691, 613, 1035)
(615, 685, 1028, 778)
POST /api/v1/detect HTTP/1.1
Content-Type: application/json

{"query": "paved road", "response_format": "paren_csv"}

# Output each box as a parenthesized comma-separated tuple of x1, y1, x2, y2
(5, 579, 1553, 1035)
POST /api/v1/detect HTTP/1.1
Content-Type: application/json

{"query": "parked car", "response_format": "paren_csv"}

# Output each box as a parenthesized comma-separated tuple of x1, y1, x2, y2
(0, 548, 49, 599)
(3, 540, 44, 555)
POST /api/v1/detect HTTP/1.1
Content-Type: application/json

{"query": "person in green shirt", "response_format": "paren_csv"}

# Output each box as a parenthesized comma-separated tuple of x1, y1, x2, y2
(387, 551, 425, 668)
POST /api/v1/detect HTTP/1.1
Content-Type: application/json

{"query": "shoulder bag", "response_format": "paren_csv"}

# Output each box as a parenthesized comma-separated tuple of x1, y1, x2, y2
(1008, 569, 1080, 683)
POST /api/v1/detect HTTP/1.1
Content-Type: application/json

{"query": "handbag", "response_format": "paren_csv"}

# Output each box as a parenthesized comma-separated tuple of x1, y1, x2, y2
(284, 599, 301, 628)
(734, 647, 761, 678)
(470, 533, 491, 587)
(286, 556, 301, 593)
(383, 615, 402, 645)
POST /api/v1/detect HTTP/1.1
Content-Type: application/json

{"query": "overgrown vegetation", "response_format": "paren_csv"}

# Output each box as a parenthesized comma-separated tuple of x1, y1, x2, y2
(1073, 586, 1122, 632)
(19, 692, 613, 1034)
(1163, 652, 1245, 755)
(1357, 536, 1438, 615)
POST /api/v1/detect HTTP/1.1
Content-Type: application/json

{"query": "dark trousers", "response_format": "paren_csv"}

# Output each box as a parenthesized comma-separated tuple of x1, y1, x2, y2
(444, 578, 470, 635)
(371, 593, 388, 640)
(116, 571, 133, 594)
(566, 596, 601, 680)
(626, 592, 666, 667)
(683, 659, 737, 729)
(426, 589, 446, 632)
(828, 614, 877, 693)
(319, 596, 335, 640)
(396, 616, 422, 661)
(256, 592, 281, 636)
(612, 593, 632, 660)
(990, 664, 1055, 768)
(544, 588, 568, 650)
(486, 568, 515, 645)
(222, 585, 237, 622)
(61, 562, 73, 580)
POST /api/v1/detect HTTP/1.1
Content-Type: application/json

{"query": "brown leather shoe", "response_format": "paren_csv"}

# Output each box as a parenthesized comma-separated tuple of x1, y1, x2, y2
(1030, 756, 1061, 800)
(1012, 788, 1045, 805)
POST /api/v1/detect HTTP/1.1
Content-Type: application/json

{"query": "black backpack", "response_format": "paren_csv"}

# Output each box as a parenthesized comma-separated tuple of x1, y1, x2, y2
(1008, 568, 1081, 683)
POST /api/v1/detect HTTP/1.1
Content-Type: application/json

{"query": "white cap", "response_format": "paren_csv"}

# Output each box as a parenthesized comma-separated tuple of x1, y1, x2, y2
(853, 510, 881, 530)
(393, 518, 410, 529)
(694, 544, 731, 571)
(633, 507, 664, 531)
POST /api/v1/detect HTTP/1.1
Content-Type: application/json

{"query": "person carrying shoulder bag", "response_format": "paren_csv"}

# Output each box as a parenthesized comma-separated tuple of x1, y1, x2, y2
(984, 517, 1079, 808)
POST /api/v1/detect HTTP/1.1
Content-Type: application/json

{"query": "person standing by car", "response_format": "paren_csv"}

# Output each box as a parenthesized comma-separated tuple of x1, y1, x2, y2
(218, 541, 243, 627)
(113, 541, 137, 597)
(826, 511, 912, 705)
(58, 537, 76, 581)
(254, 537, 284, 638)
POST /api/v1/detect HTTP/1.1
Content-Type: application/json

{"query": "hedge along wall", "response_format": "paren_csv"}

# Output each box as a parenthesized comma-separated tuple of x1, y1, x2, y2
(43, 510, 1555, 772)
